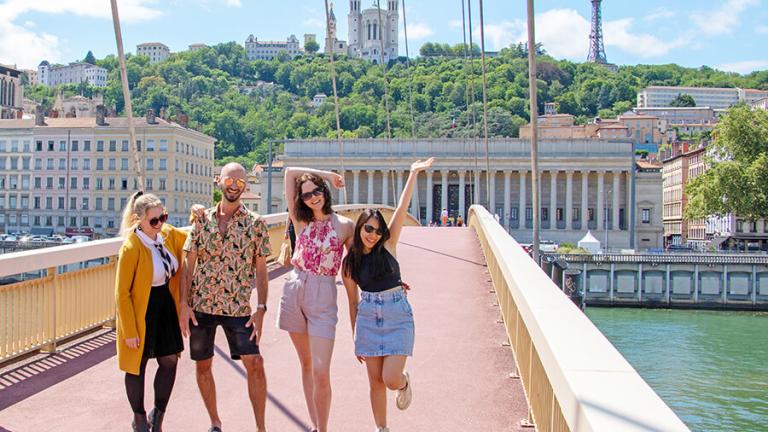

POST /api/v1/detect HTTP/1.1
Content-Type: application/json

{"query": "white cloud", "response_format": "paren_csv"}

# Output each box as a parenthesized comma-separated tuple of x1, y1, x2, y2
(644, 7, 675, 22)
(0, 0, 161, 69)
(757, 25, 768, 34)
(715, 60, 768, 74)
(405, 22, 434, 40)
(470, 20, 524, 52)
(303, 18, 326, 29)
(691, 0, 760, 35)
(448, 20, 463, 30)
(225, 0, 241, 6)
(604, 18, 692, 58)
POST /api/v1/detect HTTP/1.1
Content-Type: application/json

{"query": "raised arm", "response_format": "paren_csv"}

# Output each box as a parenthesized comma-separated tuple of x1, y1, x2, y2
(387, 158, 434, 246)
(284, 167, 345, 224)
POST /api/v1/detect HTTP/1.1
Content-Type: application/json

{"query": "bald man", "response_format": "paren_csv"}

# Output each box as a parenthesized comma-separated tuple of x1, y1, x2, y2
(180, 163, 272, 432)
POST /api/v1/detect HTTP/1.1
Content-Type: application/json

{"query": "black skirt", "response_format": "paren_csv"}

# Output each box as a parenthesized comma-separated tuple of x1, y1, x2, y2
(143, 283, 183, 358)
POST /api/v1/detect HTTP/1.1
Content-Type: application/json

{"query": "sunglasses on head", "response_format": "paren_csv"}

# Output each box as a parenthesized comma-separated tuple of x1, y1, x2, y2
(222, 177, 246, 189)
(300, 186, 324, 201)
(148, 213, 168, 228)
(363, 224, 384, 236)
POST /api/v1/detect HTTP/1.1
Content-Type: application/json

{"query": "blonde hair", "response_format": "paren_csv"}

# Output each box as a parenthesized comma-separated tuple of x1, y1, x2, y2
(119, 191, 164, 237)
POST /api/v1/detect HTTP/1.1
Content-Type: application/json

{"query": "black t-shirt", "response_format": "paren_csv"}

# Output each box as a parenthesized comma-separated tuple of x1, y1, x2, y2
(358, 248, 402, 293)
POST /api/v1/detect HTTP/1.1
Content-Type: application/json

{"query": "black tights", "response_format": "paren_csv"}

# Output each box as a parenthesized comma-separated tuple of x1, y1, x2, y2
(125, 355, 178, 415)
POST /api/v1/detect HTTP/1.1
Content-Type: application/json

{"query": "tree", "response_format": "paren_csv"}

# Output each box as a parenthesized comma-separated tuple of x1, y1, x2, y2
(686, 106, 768, 221)
(84, 50, 96, 65)
(304, 40, 320, 55)
(670, 93, 696, 107)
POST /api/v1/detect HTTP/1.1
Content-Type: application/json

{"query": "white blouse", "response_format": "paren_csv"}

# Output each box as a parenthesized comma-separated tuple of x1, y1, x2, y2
(136, 228, 179, 287)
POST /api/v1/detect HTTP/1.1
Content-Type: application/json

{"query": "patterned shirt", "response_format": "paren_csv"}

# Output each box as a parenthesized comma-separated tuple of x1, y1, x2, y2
(183, 203, 272, 316)
(291, 218, 344, 276)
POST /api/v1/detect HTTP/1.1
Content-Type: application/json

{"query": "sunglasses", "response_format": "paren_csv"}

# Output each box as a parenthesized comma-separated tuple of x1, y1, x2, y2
(363, 224, 384, 236)
(148, 213, 168, 228)
(300, 186, 324, 201)
(222, 177, 246, 190)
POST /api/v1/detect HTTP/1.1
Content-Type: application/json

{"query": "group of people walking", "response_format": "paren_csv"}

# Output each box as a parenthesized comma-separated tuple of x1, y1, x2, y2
(115, 158, 434, 432)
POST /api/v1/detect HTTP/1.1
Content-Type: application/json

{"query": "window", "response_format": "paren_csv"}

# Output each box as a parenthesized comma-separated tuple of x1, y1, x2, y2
(109, 178, 115, 190)
(46, 177, 53, 189)
(525, 207, 533, 221)
(47, 158, 54, 169)
(108, 219, 115, 228)
(510, 207, 519, 221)
(83, 159, 90, 170)
(10, 157, 17, 170)
(0, 158, 4, 170)
(121, 140, 129, 151)
(147, 140, 155, 151)
(35, 158, 42, 170)
(95, 198, 103, 210)
(109, 158, 116, 170)
(108, 198, 115, 211)
(109, 140, 116, 151)
(83, 177, 90, 190)
(58, 177, 65, 189)
(34, 197, 41, 209)
(71, 140, 79, 151)
(82, 216, 89, 226)
(0, 197, 4, 209)
(642, 208, 651, 224)
(556, 208, 563, 222)
(35, 140, 42, 151)
(34, 177, 41, 189)
(83, 140, 91, 151)
(121, 178, 128, 190)
(59, 140, 67, 151)
(22, 157, 30, 170)
(96, 178, 103, 190)
(159, 158, 167, 171)
(71, 158, 78, 170)
(736, 220, 744, 233)
(21, 196, 29, 209)
(70, 217, 77, 227)
(58, 197, 65, 209)
(46, 197, 52, 209)
(46, 216, 53, 226)
(96, 158, 104, 170)
(70, 177, 78, 189)
(750, 221, 757, 233)
(59, 158, 66, 170)
(47, 140, 54, 151)
(8, 196, 16, 209)
(21, 176, 29, 189)
(542, 207, 549, 221)
(70, 197, 77, 210)
(94, 217, 102, 228)
(159, 178, 166, 191)
(159, 140, 168, 151)
(146, 159, 154, 170)
(121, 158, 128, 170)
(146, 178, 153, 190)
(82, 197, 89, 210)
(96, 140, 104, 151)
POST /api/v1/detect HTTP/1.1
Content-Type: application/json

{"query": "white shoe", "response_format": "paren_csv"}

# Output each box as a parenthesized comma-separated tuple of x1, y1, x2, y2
(396, 371, 412, 410)
(376, 428, 390, 432)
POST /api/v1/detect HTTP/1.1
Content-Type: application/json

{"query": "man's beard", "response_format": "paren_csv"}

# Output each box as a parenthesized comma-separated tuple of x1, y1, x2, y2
(223, 189, 242, 203)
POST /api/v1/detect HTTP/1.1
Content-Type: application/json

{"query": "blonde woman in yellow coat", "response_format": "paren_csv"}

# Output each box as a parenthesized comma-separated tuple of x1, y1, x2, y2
(115, 191, 188, 432)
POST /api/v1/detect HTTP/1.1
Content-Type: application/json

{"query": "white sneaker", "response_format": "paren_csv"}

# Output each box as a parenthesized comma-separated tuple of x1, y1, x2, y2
(396, 371, 412, 410)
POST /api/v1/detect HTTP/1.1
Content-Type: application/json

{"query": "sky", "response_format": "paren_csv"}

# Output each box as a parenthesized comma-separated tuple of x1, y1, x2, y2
(0, 0, 766, 74)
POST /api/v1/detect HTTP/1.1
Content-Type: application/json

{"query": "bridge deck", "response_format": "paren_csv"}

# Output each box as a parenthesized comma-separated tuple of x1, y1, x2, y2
(0, 227, 528, 431)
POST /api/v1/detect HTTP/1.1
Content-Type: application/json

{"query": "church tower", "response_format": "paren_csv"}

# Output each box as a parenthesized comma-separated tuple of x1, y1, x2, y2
(386, 0, 399, 60)
(348, 1, 362, 57)
(325, 3, 338, 55)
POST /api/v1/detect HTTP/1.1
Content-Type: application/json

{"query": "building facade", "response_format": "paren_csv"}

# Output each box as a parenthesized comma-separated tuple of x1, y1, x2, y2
(0, 112, 215, 237)
(245, 34, 301, 61)
(347, 0, 399, 63)
(136, 42, 171, 64)
(635, 160, 664, 250)
(662, 151, 688, 246)
(0, 65, 24, 119)
(37, 61, 108, 87)
(637, 86, 768, 109)
(188, 43, 207, 52)
(277, 138, 658, 249)
(685, 146, 707, 248)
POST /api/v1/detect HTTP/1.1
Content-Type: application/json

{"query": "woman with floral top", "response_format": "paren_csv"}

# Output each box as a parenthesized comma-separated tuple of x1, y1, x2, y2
(278, 167, 354, 432)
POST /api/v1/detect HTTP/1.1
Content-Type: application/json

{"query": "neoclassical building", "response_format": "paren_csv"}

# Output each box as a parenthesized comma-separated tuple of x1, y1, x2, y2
(278, 138, 663, 249)
(325, 1, 399, 63)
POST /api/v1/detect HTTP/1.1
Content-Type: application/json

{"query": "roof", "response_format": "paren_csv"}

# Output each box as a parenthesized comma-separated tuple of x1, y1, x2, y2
(636, 160, 663, 169)
(597, 124, 628, 129)
(619, 114, 658, 120)
(0, 117, 211, 140)
(137, 42, 169, 48)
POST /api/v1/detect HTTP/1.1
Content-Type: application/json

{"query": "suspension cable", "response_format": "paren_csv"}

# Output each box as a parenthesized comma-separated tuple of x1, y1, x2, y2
(478, 0, 491, 206)
(323, 0, 347, 204)
(466, 0, 479, 207)
(110, 0, 143, 191)
(401, 0, 417, 138)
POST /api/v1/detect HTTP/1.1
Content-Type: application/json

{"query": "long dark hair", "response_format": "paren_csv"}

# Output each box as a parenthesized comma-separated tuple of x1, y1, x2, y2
(342, 208, 393, 285)
(294, 173, 334, 223)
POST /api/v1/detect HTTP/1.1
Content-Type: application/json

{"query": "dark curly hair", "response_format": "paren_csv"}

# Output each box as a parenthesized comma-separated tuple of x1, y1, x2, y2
(293, 173, 334, 223)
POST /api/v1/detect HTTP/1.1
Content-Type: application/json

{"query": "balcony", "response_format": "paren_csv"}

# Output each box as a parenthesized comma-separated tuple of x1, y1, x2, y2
(0, 205, 688, 431)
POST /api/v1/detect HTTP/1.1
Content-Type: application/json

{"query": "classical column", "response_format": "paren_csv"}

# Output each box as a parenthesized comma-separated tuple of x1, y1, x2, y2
(503, 171, 511, 229)
(367, 170, 374, 204)
(597, 171, 605, 231)
(396, 170, 404, 203)
(565, 170, 574, 230)
(519, 171, 527, 228)
(426, 170, 434, 223)
(441, 170, 448, 213)
(613, 171, 620, 231)
(458, 170, 466, 219)
(410, 170, 420, 219)
(626, 171, 632, 232)
(381, 169, 389, 206)
(581, 171, 589, 230)
(550, 170, 558, 229)
(474, 170, 481, 204)
(353, 170, 360, 204)
(489, 171, 496, 213)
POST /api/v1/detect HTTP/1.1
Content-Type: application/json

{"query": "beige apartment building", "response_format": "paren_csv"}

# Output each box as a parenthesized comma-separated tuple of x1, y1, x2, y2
(136, 42, 171, 64)
(662, 150, 688, 246)
(0, 110, 215, 237)
(638, 86, 768, 109)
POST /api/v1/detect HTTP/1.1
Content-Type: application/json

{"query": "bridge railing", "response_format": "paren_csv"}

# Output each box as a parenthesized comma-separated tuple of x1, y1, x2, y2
(0, 205, 414, 365)
(550, 252, 768, 264)
(467, 205, 689, 432)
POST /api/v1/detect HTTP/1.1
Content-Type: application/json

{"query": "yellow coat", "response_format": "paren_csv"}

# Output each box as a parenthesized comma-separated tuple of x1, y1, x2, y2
(115, 224, 188, 375)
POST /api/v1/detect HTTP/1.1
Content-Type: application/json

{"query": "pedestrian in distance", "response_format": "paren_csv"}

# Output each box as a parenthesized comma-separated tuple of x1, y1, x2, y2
(342, 157, 435, 432)
(115, 191, 187, 432)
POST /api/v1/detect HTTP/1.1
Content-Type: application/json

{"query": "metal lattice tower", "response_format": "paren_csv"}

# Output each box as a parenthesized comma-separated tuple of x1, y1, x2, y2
(587, 0, 607, 64)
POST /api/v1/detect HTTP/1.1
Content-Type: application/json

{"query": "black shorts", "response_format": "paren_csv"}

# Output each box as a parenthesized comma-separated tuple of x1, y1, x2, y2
(189, 311, 260, 361)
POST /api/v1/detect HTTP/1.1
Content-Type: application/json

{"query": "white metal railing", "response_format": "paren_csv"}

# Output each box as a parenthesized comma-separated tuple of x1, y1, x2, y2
(467, 205, 689, 432)
(0, 204, 414, 364)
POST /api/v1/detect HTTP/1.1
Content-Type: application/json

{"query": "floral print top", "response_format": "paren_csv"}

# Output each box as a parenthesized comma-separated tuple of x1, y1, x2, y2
(291, 217, 343, 276)
(183, 203, 272, 317)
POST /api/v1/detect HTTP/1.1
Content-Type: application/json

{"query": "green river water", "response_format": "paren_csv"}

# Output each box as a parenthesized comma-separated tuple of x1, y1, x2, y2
(586, 308, 768, 432)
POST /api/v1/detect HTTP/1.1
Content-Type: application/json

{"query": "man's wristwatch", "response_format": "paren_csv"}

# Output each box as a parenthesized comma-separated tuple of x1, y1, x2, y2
(256, 304, 267, 312)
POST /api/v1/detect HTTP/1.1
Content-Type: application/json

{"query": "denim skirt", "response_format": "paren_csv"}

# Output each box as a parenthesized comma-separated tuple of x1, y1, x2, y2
(355, 287, 415, 357)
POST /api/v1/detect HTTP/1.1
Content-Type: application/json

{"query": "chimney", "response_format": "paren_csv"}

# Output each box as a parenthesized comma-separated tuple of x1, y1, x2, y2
(146, 108, 157, 124)
(682, 142, 690, 153)
(159, 107, 166, 120)
(96, 105, 107, 126)
(35, 105, 46, 126)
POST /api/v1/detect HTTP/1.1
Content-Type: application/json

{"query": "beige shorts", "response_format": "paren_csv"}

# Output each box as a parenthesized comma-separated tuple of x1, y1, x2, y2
(277, 269, 338, 340)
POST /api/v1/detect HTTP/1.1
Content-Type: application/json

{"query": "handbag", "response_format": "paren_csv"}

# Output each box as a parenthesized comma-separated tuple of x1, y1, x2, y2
(278, 241, 292, 267)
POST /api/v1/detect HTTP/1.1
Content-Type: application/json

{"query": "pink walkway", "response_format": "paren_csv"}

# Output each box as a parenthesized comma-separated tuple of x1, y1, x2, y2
(0, 227, 529, 431)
